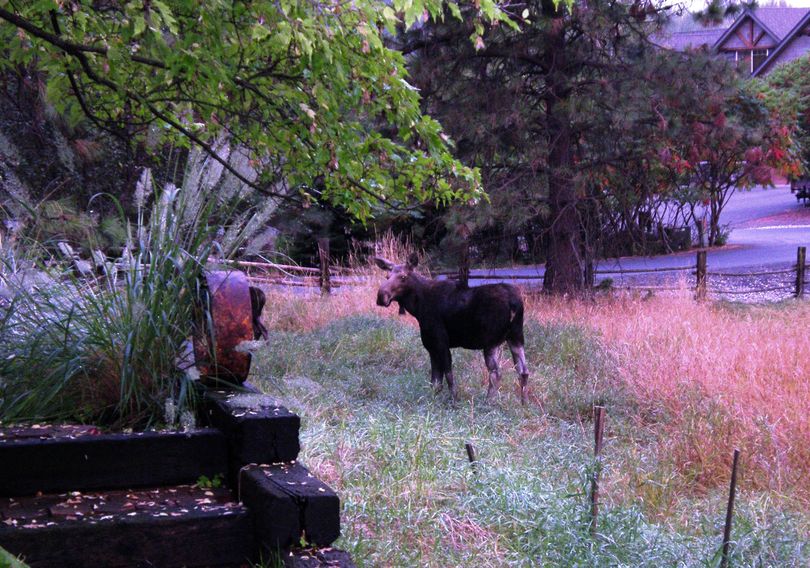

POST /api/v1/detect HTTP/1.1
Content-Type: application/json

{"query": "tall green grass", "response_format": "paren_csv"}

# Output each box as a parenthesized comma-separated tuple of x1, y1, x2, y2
(0, 188, 221, 429)
(252, 313, 810, 567)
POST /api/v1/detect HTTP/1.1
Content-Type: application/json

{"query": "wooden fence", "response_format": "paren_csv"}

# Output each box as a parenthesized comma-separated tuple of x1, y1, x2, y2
(232, 245, 810, 302)
(215, 261, 367, 298)
(596, 246, 809, 301)
(440, 247, 809, 301)
(55, 239, 810, 301)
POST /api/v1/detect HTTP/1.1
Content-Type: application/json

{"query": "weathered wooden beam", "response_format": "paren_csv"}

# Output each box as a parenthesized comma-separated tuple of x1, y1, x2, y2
(0, 486, 254, 567)
(200, 389, 301, 468)
(695, 250, 707, 300)
(239, 463, 340, 551)
(318, 238, 331, 296)
(0, 429, 228, 496)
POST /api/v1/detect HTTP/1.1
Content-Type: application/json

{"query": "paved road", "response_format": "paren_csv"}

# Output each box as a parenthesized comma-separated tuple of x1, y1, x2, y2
(602, 185, 810, 272)
(468, 185, 810, 288)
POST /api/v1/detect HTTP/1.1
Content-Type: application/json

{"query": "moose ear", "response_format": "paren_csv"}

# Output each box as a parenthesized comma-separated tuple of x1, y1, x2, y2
(373, 257, 395, 271)
(406, 253, 419, 270)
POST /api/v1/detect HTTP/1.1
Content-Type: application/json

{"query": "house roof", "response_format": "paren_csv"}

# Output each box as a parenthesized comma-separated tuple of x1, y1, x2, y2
(652, 12, 730, 50)
(656, 7, 810, 51)
(754, 10, 810, 76)
(752, 7, 810, 40)
(712, 9, 779, 50)
(655, 28, 725, 50)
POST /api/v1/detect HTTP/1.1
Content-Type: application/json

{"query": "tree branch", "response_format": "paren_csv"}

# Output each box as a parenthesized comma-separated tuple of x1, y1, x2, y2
(0, 7, 166, 69)
(0, 6, 294, 199)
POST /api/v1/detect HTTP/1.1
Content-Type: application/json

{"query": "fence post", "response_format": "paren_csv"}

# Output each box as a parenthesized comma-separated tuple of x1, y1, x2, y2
(695, 250, 707, 301)
(458, 238, 470, 287)
(720, 449, 741, 568)
(796, 246, 806, 298)
(590, 406, 606, 537)
(318, 238, 331, 296)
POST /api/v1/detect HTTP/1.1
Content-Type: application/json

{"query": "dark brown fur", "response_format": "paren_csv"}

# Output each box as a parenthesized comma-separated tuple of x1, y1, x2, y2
(249, 286, 268, 340)
(375, 254, 529, 403)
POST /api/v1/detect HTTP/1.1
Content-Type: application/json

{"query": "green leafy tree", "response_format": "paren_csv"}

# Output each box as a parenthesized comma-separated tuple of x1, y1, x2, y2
(660, 81, 800, 246)
(757, 54, 810, 177)
(0, 0, 518, 221)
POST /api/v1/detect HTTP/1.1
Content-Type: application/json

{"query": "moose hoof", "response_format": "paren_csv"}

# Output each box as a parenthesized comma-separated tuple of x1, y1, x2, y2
(519, 374, 529, 405)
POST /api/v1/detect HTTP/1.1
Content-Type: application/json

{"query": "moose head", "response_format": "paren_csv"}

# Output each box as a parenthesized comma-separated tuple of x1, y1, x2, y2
(374, 253, 419, 312)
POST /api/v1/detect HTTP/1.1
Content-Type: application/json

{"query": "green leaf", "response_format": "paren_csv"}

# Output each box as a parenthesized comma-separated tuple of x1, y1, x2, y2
(251, 24, 270, 41)
(152, 0, 178, 35)
(133, 14, 146, 37)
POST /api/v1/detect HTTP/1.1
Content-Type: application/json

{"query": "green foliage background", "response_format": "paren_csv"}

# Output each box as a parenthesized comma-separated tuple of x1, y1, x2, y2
(0, 0, 509, 220)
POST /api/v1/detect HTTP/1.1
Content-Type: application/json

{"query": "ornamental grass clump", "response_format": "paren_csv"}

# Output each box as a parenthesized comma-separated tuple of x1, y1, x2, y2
(0, 187, 221, 429)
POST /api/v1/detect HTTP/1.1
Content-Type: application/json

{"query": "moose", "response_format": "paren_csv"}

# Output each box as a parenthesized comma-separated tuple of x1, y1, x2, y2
(375, 254, 529, 404)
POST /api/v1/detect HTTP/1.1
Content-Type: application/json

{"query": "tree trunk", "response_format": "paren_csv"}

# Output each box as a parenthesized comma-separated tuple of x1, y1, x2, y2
(709, 191, 721, 246)
(541, 6, 592, 294)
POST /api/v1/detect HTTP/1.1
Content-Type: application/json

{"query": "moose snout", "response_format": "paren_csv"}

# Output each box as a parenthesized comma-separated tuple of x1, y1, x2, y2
(377, 290, 391, 307)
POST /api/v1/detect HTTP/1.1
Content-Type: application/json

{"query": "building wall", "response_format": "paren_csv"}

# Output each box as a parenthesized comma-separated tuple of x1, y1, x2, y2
(764, 34, 810, 75)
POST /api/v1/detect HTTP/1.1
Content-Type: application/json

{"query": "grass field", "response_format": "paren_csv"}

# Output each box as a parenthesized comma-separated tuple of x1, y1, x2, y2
(251, 280, 810, 567)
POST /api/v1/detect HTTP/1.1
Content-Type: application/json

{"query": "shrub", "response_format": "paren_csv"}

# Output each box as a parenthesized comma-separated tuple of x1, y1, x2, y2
(0, 188, 219, 429)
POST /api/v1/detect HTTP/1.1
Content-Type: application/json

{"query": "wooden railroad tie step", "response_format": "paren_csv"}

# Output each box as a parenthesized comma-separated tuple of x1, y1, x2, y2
(0, 485, 253, 568)
(0, 387, 348, 566)
(240, 462, 341, 552)
(0, 464, 343, 568)
(201, 389, 301, 470)
(0, 427, 228, 497)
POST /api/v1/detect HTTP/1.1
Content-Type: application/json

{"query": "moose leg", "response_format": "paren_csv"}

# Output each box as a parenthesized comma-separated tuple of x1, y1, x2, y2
(484, 347, 501, 401)
(440, 349, 456, 403)
(429, 351, 443, 393)
(508, 341, 529, 405)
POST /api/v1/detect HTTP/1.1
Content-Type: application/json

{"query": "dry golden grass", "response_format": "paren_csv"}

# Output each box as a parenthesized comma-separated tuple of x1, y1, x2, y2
(528, 292, 810, 495)
(256, 239, 810, 564)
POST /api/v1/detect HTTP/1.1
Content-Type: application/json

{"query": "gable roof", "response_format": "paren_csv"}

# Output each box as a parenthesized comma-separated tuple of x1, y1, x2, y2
(753, 10, 810, 76)
(753, 7, 810, 40)
(655, 6, 810, 52)
(712, 9, 779, 50)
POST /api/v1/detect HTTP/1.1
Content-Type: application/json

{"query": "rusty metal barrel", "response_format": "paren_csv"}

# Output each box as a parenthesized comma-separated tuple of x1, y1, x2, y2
(193, 270, 254, 385)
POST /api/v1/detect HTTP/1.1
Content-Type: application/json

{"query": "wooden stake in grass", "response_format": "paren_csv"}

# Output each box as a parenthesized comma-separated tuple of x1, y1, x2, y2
(465, 442, 477, 474)
(721, 448, 741, 568)
(795, 246, 806, 298)
(590, 405, 606, 536)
